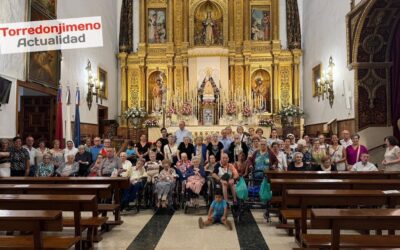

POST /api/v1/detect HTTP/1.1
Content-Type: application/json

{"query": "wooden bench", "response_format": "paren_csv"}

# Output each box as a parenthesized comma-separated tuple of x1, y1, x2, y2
(0, 194, 97, 250)
(265, 171, 400, 180)
(0, 210, 79, 250)
(0, 177, 130, 225)
(285, 189, 400, 244)
(303, 208, 400, 249)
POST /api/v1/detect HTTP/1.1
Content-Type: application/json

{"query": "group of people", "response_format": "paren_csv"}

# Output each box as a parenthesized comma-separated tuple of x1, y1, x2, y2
(1, 121, 399, 212)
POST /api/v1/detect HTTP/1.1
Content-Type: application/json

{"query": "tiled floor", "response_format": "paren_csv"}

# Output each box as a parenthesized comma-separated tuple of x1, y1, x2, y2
(94, 209, 299, 250)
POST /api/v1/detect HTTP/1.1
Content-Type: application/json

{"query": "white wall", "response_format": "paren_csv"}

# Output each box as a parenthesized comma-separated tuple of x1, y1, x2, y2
(0, 0, 26, 137)
(301, 0, 355, 125)
(57, 0, 119, 128)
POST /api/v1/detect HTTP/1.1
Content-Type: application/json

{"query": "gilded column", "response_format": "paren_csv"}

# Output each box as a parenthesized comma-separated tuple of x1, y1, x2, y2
(168, 65, 174, 101)
(140, 65, 146, 110)
(119, 52, 128, 113)
(183, 0, 188, 43)
(272, 0, 280, 41)
(292, 49, 302, 106)
(229, 0, 234, 41)
(245, 65, 250, 100)
(139, 0, 145, 43)
(273, 63, 280, 112)
(229, 65, 235, 98)
(168, 0, 174, 42)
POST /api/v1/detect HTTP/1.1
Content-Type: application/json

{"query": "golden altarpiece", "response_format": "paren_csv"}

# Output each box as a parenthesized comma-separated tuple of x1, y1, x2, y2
(118, 0, 302, 139)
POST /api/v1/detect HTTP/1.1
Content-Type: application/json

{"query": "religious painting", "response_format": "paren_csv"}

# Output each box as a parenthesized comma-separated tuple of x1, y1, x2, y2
(148, 9, 167, 44)
(98, 67, 108, 100)
(27, 5, 60, 88)
(312, 64, 322, 97)
(251, 6, 271, 41)
(194, 1, 223, 46)
(32, 0, 57, 18)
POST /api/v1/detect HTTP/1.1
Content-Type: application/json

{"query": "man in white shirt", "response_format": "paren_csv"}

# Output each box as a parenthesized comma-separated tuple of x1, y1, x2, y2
(175, 121, 192, 145)
(351, 153, 378, 171)
(23, 136, 36, 176)
(340, 130, 353, 148)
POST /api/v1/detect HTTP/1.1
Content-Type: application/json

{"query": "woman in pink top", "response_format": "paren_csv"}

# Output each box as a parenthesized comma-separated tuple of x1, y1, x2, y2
(346, 134, 368, 169)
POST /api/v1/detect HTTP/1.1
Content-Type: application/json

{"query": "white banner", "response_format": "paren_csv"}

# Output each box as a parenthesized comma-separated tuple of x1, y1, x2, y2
(0, 16, 103, 54)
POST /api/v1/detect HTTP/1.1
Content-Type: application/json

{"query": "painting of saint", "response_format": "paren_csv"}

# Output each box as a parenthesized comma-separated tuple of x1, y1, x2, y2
(148, 9, 167, 44)
(251, 6, 271, 41)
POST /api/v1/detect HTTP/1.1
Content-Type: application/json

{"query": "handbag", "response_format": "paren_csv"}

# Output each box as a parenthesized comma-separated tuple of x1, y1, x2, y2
(259, 177, 272, 202)
(235, 177, 248, 200)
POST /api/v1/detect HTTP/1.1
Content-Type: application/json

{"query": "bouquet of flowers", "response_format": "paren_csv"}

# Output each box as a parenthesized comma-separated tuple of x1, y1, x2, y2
(278, 105, 304, 117)
(166, 106, 176, 117)
(181, 102, 193, 116)
(242, 105, 252, 118)
(144, 119, 159, 127)
(226, 101, 237, 116)
(123, 107, 147, 119)
(259, 119, 274, 127)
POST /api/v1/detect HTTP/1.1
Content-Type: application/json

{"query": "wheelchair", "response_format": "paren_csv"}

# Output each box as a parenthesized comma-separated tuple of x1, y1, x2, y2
(182, 177, 212, 214)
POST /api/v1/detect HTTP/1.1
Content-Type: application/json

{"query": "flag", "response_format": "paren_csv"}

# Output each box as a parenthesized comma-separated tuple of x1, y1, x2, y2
(55, 86, 64, 148)
(65, 86, 72, 142)
(74, 88, 81, 147)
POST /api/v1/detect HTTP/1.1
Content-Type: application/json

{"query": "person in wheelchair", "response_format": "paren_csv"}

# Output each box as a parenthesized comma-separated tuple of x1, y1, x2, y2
(155, 159, 178, 208)
(185, 156, 206, 207)
(121, 158, 148, 211)
(247, 139, 278, 179)
(144, 151, 162, 184)
(56, 154, 79, 177)
(175, 152, 192, 193)
(212, 153, 239, 204)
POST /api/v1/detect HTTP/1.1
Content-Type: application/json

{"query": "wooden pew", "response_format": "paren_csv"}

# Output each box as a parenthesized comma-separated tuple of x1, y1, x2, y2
(304, 208, 400, 249)
(272, 179, 400, 235)
(265, 171, 400, 180)
(0, 194, 97, 250)
(0, 177, 130, 225)
(0, 210, 79, 250)
(285, 189, 400, 244)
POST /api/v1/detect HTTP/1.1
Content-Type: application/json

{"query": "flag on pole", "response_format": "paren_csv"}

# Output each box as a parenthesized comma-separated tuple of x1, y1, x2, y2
(74, 87, 81, 147)
(65, 86, 72, 142)
(55, 86, 64, 148)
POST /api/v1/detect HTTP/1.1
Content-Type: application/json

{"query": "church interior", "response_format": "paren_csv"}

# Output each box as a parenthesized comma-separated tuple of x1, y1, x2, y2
(0, 0, 400, 249)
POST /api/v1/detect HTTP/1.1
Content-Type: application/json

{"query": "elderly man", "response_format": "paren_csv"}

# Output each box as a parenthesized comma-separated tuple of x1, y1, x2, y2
(90, 137, 104, 161)
(175, 121, 192, 145)
(23, 136, 36, 176)
(100, 148, 122, 177)
(351, 153, 378, 171)
(219, 129, 232, 154)
(340, 130, 353, 148)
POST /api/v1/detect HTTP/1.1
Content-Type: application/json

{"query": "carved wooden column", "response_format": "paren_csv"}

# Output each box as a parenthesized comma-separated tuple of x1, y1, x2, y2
(273, 63, 280, 112)
(292, 49, 302, 106)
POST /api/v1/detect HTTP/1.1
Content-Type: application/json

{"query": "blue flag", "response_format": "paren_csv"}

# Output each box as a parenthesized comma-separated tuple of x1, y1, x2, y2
(74, 87, 81, 147)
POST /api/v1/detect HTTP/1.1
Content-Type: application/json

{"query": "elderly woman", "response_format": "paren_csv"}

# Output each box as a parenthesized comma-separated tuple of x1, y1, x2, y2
(282, 137, 295, 165)
(288, 152, 307, 171)
(228, 134, 249, 163)
(75, 145, 92, 176)
(88, 154, 104, 176)
(36, 153, 55, 177)
(121, 158, 147, 211)
(315, 156, 337, 171)
(56, 154, 79, 177)
(50, 139, 64, 169)
(206, 133, 224, 162)
(0, 139, 11, 177)
(271, 142, 287, 171)
(177, 136, 195, 161)
(346, 134, 368, 169)
(10, 137, 30, 176)
(212, 153, 239, 203)
(248, 139, 278, 178)
(164, 134, 178, 164)
(120, 152, 133, 178)
(186, 156, 206, 206)
(155, 159, 177, 208)
(248, 135, 261, 156)
(310, 139, 326, 170)
(35, 140, 50, 166)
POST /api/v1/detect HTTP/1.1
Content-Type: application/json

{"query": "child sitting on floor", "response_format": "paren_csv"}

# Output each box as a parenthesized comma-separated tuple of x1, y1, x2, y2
(198, 189, 233, 230)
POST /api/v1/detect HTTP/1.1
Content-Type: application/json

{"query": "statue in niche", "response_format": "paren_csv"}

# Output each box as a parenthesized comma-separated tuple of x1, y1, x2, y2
(199, 69, 219, 103)
(152, 74, 165, 111)
(203, 11, 215, 46)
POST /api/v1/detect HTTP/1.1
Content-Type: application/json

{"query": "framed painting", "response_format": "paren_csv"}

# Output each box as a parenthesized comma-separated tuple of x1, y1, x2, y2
(98, 67, 108, 100)
(312, 64, 322, 97)
(27, 5, 60, 88)
(32, 0, 57, 18)
(148, 9, 167, 44)
(250, 6, 271, 41)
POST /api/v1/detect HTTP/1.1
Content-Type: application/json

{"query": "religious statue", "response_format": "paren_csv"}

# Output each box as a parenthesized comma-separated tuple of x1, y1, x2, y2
(152, 74, 165, 112)
(203, 11, 215, 46)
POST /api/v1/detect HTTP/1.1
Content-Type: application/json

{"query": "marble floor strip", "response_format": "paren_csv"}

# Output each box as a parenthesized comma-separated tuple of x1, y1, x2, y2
(234, 210, 269, 250)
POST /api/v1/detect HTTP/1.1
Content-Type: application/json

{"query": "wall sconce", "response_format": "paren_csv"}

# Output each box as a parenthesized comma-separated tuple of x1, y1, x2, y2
(85, 60, 103, 110)
(317, 56, 335, 108)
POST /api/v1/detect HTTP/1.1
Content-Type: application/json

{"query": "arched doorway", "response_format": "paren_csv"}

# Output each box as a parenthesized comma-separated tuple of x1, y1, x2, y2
(347, 0, 400, 139)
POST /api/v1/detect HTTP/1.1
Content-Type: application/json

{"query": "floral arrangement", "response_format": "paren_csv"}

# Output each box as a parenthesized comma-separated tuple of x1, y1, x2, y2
(180, 102, 193, 116)
(242, 105, 252, 118)
(278, 105, 304, 117)
(226, 101, 237, 116)
(259, 119, 274, 127)
(166, 106, 176, 117)
(144, 119, 159, 127)
(123, 107, 147, 119)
